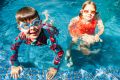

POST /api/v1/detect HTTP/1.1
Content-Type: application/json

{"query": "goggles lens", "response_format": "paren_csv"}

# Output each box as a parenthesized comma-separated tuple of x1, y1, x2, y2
(19, 18, 41, 30)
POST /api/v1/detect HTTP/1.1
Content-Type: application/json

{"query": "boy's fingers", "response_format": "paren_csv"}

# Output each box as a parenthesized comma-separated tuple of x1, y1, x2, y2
(17, 74, 20, 78)
(12, 73, 15, 79)
(12, 74, 15, 79)
(48, 73, 52, 79)
(50, 74, 54, 80)
(47, 73, 51, 80)
(46, 72, 50, 79)
(20, 67, 23, 71)
(11, 73, 13, 78)
(47, 72, 52, 80)
(10, 72, 12, 77)
(14, 73, 18, 79)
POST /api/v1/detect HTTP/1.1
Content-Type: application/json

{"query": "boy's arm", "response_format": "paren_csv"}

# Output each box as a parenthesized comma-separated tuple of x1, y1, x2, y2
(47, 36, 64, 69)
(44, 23, 64, 79)
(42, 10, 49, 23)
(10, 35, 23, 67)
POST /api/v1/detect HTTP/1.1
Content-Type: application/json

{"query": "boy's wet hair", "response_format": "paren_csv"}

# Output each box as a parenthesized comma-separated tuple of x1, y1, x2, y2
(79, 0, 97, 16)
(16, 7, 40, 23)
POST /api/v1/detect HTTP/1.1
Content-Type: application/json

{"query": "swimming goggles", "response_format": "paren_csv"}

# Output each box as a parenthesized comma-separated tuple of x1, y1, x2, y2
(18, 18, 42, 30)
(83, 10, 96, 14)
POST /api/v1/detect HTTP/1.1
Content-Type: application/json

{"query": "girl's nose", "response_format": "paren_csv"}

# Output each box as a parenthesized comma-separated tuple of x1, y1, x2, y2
(88, 12, 92, 16)
(88, 11, 91, 14)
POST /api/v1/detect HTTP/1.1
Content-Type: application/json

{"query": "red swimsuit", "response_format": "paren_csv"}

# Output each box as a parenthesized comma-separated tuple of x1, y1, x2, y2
(69, 17, 97, 37)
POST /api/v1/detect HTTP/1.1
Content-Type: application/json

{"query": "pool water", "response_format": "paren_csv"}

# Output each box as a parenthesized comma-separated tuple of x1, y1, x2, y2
(0, 0, 120, 80)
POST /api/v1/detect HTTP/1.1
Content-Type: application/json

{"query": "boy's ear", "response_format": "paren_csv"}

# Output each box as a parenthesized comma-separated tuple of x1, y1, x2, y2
(17, 21, 20, 25)
(17, 27, 21, 30)
(18, 28, 21, 30)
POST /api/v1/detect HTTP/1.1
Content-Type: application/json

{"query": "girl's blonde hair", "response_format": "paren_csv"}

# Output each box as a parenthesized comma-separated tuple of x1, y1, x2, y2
(16, 7, 40, 23)
(82, 0, 96, 10)
(79, 0, 97, 16)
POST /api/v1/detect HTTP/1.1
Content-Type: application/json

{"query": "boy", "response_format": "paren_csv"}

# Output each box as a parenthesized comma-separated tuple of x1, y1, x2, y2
(10, 7, 64, 80)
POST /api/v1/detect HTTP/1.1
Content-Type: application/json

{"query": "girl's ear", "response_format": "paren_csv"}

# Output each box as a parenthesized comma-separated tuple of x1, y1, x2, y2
(80, 9, 83, 14)
(79, 10, 83, 16)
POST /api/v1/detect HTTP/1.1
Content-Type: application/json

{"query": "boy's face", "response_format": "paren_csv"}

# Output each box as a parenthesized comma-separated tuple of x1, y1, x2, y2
(81, 4, 96, 21)
(18, 18, 41, 38)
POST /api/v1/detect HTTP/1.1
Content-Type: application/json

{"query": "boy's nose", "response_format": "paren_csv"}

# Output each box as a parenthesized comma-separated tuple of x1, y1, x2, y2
(30, 26, 35, 29)
(30, 26, 36, 30)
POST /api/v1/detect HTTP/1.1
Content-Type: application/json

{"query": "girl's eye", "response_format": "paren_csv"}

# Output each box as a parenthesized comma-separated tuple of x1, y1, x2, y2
(83, 10, 89, 13)
(83, 10, 96, 14)
(91, 11, 96, 14)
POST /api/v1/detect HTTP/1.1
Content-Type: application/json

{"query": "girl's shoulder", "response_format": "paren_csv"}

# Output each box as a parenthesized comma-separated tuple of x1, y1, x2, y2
(69, 16, 79, 26)
(71, 16, 79, 22)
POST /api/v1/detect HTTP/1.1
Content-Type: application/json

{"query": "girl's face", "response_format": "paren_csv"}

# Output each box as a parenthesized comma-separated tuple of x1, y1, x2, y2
(81, 4, 96, 21)
(18, 18, 41, 38)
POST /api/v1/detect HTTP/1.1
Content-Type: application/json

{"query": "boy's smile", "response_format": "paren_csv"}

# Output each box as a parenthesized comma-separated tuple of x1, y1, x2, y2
(28, 26, 41, 37)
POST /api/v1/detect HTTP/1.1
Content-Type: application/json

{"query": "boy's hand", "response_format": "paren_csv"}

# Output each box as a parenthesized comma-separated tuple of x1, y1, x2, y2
(46, 67, 57, 80)
(11, 66, 22, 79)
(42, 10, 49, 23)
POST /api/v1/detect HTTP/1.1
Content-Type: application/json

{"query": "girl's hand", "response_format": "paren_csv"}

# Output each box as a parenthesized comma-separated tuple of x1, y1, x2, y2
(81, 34, 95, 45)
(94, 34, 100, 42)
(94, 34, 103, 42)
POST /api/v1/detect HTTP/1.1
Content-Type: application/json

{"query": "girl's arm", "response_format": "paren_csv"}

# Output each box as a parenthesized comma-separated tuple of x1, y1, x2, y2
(96, 15, 104, 36)
(68, 16, 80, 38)
(93, 15, 104, 42)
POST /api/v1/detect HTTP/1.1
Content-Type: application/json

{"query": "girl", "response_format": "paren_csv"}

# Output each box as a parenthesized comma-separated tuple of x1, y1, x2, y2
(66, 0, 104, 67)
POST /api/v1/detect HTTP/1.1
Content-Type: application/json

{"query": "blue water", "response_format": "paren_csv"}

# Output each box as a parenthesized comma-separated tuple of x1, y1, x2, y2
(0, 0, 120, 80)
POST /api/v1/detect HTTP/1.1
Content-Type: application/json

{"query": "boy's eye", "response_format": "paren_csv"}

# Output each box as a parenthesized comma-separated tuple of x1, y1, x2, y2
(24, 23, 29, 26)
(33, 21, 40, 26)
(23, 26, 29, 29)
(21, 23, 30, 29)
